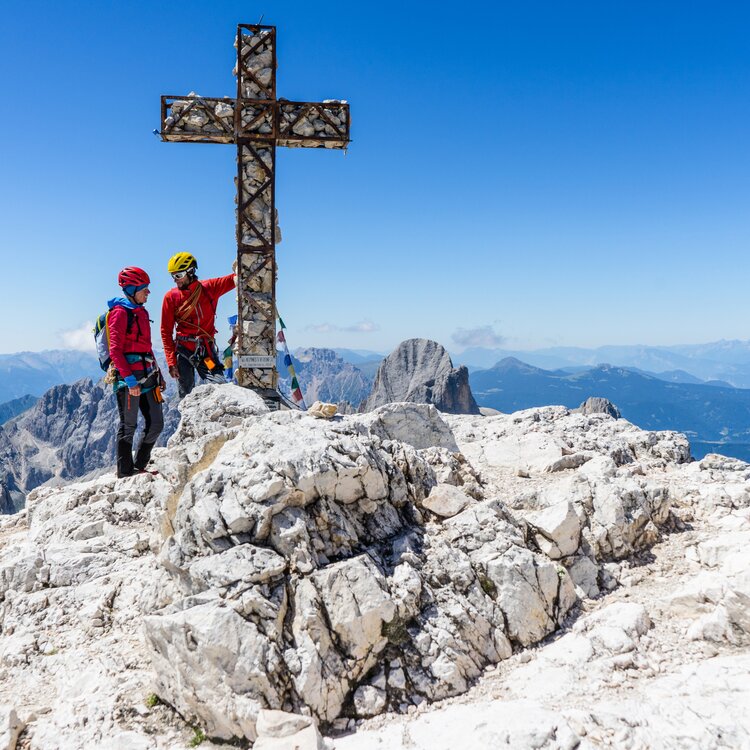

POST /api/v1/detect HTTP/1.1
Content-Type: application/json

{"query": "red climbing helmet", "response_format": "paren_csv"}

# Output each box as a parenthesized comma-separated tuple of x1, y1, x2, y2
(118, 267, 150, 288)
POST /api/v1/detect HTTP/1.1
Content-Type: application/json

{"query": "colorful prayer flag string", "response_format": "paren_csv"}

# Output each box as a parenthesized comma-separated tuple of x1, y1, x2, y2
(276, 311, 307, 410)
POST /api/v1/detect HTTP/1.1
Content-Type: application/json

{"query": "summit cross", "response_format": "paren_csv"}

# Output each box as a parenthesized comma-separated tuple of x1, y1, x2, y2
(159, 24, 350, 403)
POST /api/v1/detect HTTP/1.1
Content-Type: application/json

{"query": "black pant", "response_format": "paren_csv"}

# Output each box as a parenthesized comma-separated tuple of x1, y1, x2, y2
(116, 388, 164, 477)
(176, 344, 225, 399)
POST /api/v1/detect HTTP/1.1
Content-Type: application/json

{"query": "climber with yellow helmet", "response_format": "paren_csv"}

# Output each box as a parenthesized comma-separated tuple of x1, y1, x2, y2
(160, 252, 236, 397)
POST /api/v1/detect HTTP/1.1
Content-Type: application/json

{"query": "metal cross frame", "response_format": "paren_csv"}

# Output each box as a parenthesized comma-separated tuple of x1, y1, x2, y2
(159, 24, 350, 402)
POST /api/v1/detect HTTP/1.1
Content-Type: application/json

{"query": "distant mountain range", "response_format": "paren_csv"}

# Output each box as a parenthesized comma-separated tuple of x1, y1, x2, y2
(333, 349, 385, 365)
(453, 340, 750, 387)
(470, 357, 750, 460)
(0, 350, 102, 402)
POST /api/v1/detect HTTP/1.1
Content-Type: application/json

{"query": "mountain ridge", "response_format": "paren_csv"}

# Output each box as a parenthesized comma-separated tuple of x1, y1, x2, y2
(470, 357, 750, 456)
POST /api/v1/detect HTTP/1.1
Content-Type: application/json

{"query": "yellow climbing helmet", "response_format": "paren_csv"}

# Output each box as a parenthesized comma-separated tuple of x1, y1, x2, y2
(167, 252, 197, 274)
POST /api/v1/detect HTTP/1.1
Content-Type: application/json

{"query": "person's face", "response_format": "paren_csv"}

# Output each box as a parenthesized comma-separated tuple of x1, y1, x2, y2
(134, 287, 150, 304)
(172, 270, 192, 289)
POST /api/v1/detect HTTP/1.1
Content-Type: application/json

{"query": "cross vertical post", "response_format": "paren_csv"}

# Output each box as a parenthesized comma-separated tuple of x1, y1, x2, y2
(159, 23, 350, 404)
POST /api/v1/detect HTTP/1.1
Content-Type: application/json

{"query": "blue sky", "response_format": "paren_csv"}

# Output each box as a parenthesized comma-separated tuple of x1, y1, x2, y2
(1, 1, 749, 355)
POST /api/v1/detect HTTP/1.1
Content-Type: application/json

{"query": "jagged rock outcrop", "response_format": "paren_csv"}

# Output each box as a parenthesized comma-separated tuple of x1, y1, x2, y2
(0, 395, 37, 426)
(0, 385, 748, 748)
(147, 396, 572, 739)
(577, 396, 621, 419)
(279, 348, 373, 408)
(0, 430, 22, 515)
(365, 339, 479, 414)
(0, 378, 179, 513)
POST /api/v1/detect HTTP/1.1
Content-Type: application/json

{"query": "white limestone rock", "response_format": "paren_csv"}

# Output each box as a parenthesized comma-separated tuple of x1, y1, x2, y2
(352, 685, 387, 718)
(254, 709, 328, 750)
(421, 484, 472, 518)
(144, 600, 283, 741)
(566, 554, 600, 598)
(188, 544, 287, 589)
(256, 709, 314, 738)
(168, 383, 267, 448)
(354, 403, 459, 452)
(312, 555, 396, 664)
(334, 700, 581, 750)
(0, 706, 23, 750)
(482, 432, 568, 474)
(483, 544, 577, 647)
(526, 500, 581, 558)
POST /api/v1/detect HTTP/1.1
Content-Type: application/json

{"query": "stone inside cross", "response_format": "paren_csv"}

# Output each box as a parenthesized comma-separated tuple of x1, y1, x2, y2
(160, 24, 350, 401)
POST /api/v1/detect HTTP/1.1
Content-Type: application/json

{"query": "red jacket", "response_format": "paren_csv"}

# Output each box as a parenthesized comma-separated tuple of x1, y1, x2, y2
(107, 303, 156, 382)
(161, 275, 236, 368)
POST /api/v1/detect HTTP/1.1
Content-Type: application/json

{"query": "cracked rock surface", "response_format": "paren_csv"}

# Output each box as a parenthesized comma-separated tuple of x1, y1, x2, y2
(0, 386, 747, 749)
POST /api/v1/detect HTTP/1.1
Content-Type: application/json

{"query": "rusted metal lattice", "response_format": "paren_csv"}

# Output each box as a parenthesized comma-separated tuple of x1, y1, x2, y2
(160, 24, 350, 402)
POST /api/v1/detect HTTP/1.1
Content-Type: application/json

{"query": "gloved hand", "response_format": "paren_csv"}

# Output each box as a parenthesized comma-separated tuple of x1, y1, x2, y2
(169, 365, 179, 379)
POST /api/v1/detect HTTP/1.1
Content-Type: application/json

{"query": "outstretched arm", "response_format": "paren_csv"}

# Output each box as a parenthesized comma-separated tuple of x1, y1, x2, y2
(160, 292, 178, 371)
(204, 273, 237, 299)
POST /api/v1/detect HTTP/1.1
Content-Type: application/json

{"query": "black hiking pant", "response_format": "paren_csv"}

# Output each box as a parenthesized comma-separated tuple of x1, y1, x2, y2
(176, 343, 225, 399)
(116, 388, 164, 477)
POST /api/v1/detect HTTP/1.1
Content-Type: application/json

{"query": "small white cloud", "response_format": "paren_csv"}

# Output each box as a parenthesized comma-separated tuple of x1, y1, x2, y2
(347, 320, 379, 333)
(307, 320, 379, 334)
(452, 325, 505, 348)
(60, 322, 96, 352)
(307, 322, 336, 334)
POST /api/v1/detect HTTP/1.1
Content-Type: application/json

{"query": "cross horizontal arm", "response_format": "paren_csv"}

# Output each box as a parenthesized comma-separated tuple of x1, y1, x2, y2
(277, 101, 350, 149)
(160, 95, 237, 144)
(160, 95, 350, 149)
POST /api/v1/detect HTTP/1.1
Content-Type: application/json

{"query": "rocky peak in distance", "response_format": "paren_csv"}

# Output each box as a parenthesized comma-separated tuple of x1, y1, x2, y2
(365, 339, 480, 414)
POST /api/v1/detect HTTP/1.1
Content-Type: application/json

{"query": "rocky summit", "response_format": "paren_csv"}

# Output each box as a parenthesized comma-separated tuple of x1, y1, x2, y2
(0, 385, 748, 749)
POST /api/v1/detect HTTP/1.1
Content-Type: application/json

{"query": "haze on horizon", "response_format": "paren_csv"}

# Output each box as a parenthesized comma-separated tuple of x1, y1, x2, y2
(1, 1, 748, 355)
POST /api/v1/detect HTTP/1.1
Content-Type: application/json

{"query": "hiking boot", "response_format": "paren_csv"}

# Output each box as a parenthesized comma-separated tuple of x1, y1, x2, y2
(134, 441, 156, 472)
(117, 439, 135, 477)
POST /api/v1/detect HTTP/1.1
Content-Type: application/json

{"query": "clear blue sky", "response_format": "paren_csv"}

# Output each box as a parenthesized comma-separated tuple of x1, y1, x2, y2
(1, 1, 749, 355)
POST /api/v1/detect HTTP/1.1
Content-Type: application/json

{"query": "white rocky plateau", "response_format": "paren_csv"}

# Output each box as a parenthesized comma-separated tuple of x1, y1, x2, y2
(0, 385, 748, 749)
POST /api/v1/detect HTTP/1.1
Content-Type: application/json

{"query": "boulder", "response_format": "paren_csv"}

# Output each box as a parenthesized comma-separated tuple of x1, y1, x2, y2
(356, 403, 459, 451)
(527, 500, 581, 558)
(422, 484, 472, 518)
(254, 710, 326, 750)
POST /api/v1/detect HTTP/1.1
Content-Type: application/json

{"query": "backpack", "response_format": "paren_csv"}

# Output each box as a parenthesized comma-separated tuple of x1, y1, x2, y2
(93, 306, 137, 372)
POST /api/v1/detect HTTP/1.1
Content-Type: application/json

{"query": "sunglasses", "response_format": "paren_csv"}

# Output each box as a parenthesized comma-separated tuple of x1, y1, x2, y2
(171, 270, 190, 280)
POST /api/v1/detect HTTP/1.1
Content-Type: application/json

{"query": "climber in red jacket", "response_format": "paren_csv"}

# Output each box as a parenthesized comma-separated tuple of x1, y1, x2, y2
(108, 266, 165, 478)
(161, 252, 236, 398)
